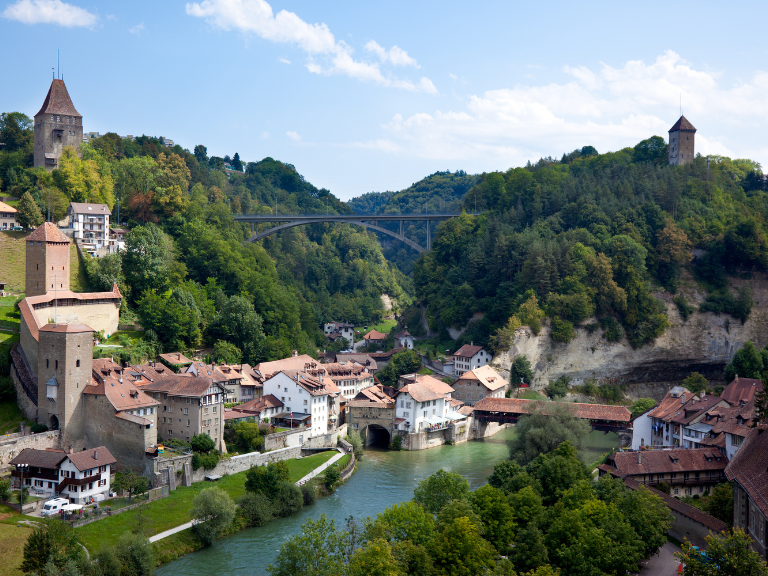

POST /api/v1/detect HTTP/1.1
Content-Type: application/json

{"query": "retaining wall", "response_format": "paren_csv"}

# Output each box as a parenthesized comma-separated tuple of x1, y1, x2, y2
(0, 429, 60, 467)
(264, 424, 348, 452)
(190, 445, 303, 483)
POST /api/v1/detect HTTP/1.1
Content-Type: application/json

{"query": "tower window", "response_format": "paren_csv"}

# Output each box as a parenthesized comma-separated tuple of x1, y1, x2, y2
(46, 359, 49, 368)
(55, 360, 58, 369)
(50, 115, 54, 122)
(76, 360, 80, 367)
(56, 116, 60, 122)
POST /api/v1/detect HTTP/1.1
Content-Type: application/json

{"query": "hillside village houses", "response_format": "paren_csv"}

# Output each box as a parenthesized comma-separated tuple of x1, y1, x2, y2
(0, 200, 19, 230)
(10, 446, 116, 504)
(224, 394, 284, 425)
(324, 322, 354, 345)
(363, 329, 387, 348)
(451, 365, 509, 405)
(453, 344, 490, 376)
(64, 202, 111, 250)
(394, 329, 415, 349)
(394, 374, 465, 433)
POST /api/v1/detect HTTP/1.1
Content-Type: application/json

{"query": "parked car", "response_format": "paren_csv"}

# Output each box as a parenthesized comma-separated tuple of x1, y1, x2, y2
(41, 497, 69, 516)
(11, 226, 24, 231)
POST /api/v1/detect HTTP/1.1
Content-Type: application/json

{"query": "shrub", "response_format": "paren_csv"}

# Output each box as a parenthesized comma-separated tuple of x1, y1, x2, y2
(190, 487, 236, 546)
(550, 317, 577, 344)
(673, 294, 695, 321)
(30, 423, 48, 433)
(200, 452, 220, 470)
(323, 465, 341, 492)
(346, 430, 364, 460)
(390, 435, 403, 451)
(300, 482, 317, 506)
(238, 491, 274, 527)
(0, 478, 11, 501)
(548, 376, 569, 399)
(699, 286, 753, 323)
(273, 481, 303, 517)
(600, 317, 625, 342)
(191, 433, 216, 453)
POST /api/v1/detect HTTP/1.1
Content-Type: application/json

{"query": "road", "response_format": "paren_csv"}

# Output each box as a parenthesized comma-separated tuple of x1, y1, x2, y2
(638, 542, 681, 575)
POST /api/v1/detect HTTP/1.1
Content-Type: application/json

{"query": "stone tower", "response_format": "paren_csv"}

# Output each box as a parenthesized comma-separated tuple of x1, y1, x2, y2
(25, 222, 71, 298)
(668, 115, 696, 166)
(36, 324, 93, 447)
(33, 79, 83, 170)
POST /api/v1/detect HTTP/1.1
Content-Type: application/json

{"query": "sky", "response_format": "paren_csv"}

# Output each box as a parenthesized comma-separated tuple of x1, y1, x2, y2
(2, 0, 768, 200)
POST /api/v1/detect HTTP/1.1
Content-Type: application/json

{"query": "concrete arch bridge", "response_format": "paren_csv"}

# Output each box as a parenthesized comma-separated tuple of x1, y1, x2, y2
(234, 213, 476, 253)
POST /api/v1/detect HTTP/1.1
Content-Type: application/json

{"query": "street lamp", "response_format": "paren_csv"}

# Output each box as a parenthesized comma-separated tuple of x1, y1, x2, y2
(16, 463, 29, 505)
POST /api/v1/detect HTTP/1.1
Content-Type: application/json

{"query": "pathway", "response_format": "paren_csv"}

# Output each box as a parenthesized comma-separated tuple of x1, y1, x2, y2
(637, 542, 681, 576)
(149, 520, 198, 543)
(296, 449, 345, 486)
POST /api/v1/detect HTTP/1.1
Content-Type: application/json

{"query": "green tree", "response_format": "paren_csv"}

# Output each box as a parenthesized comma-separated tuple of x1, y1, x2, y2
(705, 483, 735, 525)
(507, 486, 544, 527)
(85, 253, 124, 294)
(190, 433, 216, 453)
(238, 491, 274, 527)
(363, 501, 435, 547)
(429, 517, 496, 576)
(377, 350, 423, 388)
(323, 465, 341, 492)
(210, 296, 266, 365)
(507, 404, 591, 465)
(0, 477, 10, 501)
(112, 532, 154, 576)
(413, 469, 471, 514)
(724, 341, 763, 381)
(53, 146, 114, 207)
(510, 355, 534, 386)
(0, 112, 33, 152)
(510, 523, 548, 573)
(213, 340, 242, 365)
(633, 135, 668, 164)
(112, 468, 149, 502)
(525, 441, 590, 505)
(347, 538, 404, 576)
(267, 515, 347, 576)
(470, 484, 516, 552)
(122, 224, 171, 301)
(272, 482, 304, 517)
(548, 376, 569, 399)
(630, 398, 657, 419)
(682, 372, 708, 394)
(676, 527, 768, 576)
(245, 461, 290, 499)
(21, 519, 84, 574)
(16, 190, 44, 229)
(550, 317, 577, 344)
(190, 487, 236, 546)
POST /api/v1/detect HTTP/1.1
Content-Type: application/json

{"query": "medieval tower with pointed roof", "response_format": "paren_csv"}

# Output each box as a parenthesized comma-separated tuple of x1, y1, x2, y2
(668, 115, 696, 166)
(25, 222, 71, 298)
(33, 78, 83, 170)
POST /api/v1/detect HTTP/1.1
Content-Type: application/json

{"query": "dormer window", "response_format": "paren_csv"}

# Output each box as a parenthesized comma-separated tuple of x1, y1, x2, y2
(50, 115, 54, 122)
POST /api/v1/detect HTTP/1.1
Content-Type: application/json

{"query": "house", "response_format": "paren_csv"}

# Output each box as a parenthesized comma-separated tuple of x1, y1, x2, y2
(393, 375, 457, 433)
(141, 374, 228, 452)
(262, 367, 340, 436)
(0, 200, 18, 230)
(322, 362, 375, 398)
(346, 385, 397, 436)
(398, 373, 455, 399)
(368, 347, 404, 370)
(363, 329, 387, 348)
(10, 446, 116, 504)
(224, 394, 283, 424)
(66, 203, 111, 249)
(158, 352, 193, 372)
(107, 227, 129, 254)
(331, 352, 378, 373)
(452, 344, 490, 375)
(324, 322, 354, 345)
(451, 365, 509, 405)
(603, 447, 728, 498)
(394, 329, 414, 349)
(726, 423, 768, 558)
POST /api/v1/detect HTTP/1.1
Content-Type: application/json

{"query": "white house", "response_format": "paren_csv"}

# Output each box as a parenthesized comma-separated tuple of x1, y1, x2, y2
(394, 329, 415, 349)
(67, 202, 111, 249)
(0, 200, 19, 230)
(452, 344, 490, 375)
(394, 382, 451, 433)
(262, 369, 340, 436)
(10, 446, 116, 504)
(324, 322, 354, 346)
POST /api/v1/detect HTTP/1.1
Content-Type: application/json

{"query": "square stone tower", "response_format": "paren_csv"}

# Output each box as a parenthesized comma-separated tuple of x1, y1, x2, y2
(33, 79, 83, 170)
(25, 222, 71, 298)
(669, 115, 696, 166)
(37, 324, 93, 448)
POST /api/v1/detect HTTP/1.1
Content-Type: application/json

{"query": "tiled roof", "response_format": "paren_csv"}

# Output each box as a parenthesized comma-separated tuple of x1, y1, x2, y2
(369, 347, 404, 359)
(397, 383, 444, 403)
(27, 222, 71, 243)
(670, 396, 728, 425)
(253, 354, 317, 381)
(455, 365, 508, 391)
(115, 412, 152, 426)
(668, 115, 696, 132)
(394, 329, 412, 338)
(39, 323, 93, 334)
(720, 376, 763, 405)
(276, 370, 332, 397)
(453, 344, 484, 358)
(83, 375, 159, 411)
(10, 448, 67, 469)
(622, 476, 727, 533)
(0, 200, 17, 213)
(647, 387, 692, 421)
(159, 352, 193, 366)
(142, 374, 220, 398)
(473, 397, 631, 422)
(611, 447, 727, 476)
(457, 405, 475, 416)
(335, 353, 377, 370)
(726, 424, 768, 519)
(67, 446, 117, 471)
(232, 394, 283, 414)
(35, 79, 81, 117)
(69, 202, 111, 216)
(364, 330, 387, 340)
(411, 374, 455, 396)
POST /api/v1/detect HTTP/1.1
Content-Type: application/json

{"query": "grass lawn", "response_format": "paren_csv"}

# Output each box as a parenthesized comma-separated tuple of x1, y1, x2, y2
(76, 450, 339, 552)
(0, 523, 32, 576)
(69, 244, 91, 292)
(0, 232, 26, 293)
(335, 454, 351, 471)
(104, 331, 144, 345)
(516, 389, 549, 400)
(0, 297, 21, 332)
(356, 318, 397, 334)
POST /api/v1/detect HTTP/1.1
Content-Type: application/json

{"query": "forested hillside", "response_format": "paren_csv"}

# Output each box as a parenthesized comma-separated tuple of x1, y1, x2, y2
(0, 112, 410, 363)
(413, 139, 766, 351)
(349, 170, 479, 273)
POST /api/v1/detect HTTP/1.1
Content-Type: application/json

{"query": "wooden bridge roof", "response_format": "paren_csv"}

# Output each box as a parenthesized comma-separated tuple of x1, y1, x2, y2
(473, 397, 631, 423)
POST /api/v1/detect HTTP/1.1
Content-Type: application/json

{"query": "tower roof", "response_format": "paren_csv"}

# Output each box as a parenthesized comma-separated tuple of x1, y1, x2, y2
(669, 115, 696, 133)
(35, 79, 81, 117)
(26, 222, 71, 243)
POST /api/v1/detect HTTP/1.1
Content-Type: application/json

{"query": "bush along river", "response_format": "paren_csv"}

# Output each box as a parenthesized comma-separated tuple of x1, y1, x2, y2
(157, 428, 619, 575)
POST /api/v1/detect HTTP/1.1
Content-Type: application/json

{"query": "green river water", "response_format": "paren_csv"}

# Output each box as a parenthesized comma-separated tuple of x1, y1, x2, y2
(157, 428, 619, 576)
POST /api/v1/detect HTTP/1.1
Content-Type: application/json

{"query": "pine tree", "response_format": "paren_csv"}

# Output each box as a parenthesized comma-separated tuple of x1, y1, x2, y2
(16, 191, 43, 229)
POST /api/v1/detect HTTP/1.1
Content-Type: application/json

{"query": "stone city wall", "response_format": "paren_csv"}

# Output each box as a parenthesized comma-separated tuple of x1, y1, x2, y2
(190, 445, 303, 483)
(0, 429, 60, 467)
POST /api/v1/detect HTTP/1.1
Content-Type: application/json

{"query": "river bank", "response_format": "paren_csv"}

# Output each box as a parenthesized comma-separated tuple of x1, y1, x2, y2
(156, 428, 620, 575)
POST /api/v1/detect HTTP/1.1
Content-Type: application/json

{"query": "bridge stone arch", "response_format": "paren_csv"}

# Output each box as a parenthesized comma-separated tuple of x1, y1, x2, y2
(246, 218, 425, 253)
(362, 424, 391, 448)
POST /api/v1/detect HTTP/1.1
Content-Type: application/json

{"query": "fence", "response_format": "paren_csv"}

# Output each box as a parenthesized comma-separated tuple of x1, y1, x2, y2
(71, 485, 170, 528)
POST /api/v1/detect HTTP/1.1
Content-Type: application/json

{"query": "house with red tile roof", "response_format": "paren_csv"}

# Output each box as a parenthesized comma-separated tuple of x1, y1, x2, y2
(451, 365, 509, 405)
(224, 394, 284, 424)
(0, 200, 18, 230)
(452, 344, 490, 375)
(394, 329, 414, 349)
(393, 375, 461, 433)
(363, 329, 387, 347)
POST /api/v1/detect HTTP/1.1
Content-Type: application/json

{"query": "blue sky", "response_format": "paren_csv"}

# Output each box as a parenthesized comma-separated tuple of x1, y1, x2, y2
(2, 0, 768, 200)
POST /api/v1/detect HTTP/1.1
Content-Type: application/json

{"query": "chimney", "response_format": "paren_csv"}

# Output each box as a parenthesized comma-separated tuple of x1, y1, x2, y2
(94, 450, 98, 460)
(637, 451, 641, 464)
(292, 350, 298, 357)
(69, 447, 73, 454)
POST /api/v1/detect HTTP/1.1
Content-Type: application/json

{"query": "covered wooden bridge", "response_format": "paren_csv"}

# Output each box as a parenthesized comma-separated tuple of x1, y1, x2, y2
(472, 397, 632, 433)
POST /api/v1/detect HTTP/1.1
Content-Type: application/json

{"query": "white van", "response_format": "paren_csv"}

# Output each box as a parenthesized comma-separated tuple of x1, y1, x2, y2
(41, 498, 69, 517)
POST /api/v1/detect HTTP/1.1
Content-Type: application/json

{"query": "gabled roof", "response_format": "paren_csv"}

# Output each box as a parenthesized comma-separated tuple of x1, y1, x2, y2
(68, 203, 111, 216)
(10, 448, 67, 469)
(369, 347, 404, 359)
(647, 387, 692, 421)
(35, 79, 81, 117)
(27, 222, 71, 243)
(335, 353, 377, 370)
(67, 446, 116, 471)
(453, 344, 484, 358)
(394, 329, 412, 339)
(720, 376, 763, 405)
(0, 200, 17, 214)
(668, 115, 696, 132)
(397, 383, 444, 403)
(670, 396, 728, 425)
(83, 374, 159, 411)
(726, 424, 768, 518)
(253, 354, 317, 381)
(455, 365, 508, 391)
(611, 447, 727, 476)
(364, 330, 387, 340)
(142, 374, 223, 398)
(400, 374, 455, 396)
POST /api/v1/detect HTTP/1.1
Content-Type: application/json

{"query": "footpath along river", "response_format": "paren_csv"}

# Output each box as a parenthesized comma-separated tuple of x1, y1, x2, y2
(157, 428, 619, 576)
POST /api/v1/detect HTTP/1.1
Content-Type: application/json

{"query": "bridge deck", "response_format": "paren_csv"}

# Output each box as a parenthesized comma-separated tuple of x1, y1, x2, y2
(472, 397, 631, 427)
(234, 212, 475, 223)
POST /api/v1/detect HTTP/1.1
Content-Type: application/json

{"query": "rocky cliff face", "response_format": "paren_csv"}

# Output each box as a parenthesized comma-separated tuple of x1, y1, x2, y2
(493, 276, 768, 394)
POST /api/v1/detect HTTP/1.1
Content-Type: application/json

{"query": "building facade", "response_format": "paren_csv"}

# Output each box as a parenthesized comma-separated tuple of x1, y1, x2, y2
(33, 79, 83, 170)
(668, 115, 696, 166)
(451, 365, 508, 405)
(452, 344, 490, 375)
(67, 203, 111, 249)
(0, 201, 18, 230)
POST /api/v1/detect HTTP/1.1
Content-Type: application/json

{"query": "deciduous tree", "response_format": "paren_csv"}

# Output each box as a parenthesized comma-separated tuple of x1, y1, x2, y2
(190, 487, 236, 546)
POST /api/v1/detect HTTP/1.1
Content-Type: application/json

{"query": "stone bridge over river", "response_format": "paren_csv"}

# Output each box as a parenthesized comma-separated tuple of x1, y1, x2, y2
(234, 212, 477, 252)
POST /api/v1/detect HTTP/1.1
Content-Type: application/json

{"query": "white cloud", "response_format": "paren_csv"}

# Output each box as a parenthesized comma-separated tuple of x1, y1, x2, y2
(185, 0, 434, 92)
(128, 22, 144, 34)
(106, 13, 116, 21)
(260, 131, 270, 139)
(449, 73, 457, 80)
(2, 0, 97, 27)
(364, 40, 419, 67)
(278, 57, 290, 64)
(286, 131, 302, 141)
(373, 51, 768, 168)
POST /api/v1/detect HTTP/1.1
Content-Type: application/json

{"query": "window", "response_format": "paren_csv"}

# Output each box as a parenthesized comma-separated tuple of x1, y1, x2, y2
(183, 408, 189, 414)
(188, 420, 190, 426)
(46, 359, 49, 368)
(674, 488, 679, 495)
(55, 360, 58, 369)
(76, 359, 80, 367)
(99, 479, 106, 487)
(169, 430, 173, 435)
(57, 115, 60, 122)
(50, 115, 54, 122)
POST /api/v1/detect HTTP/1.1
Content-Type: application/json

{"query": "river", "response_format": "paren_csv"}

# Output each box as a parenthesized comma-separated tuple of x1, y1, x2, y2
(157, 429, 619, 576)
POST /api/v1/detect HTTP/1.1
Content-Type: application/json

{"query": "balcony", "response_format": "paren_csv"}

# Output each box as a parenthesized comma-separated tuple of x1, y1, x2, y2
(57, 474, 101, 494)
